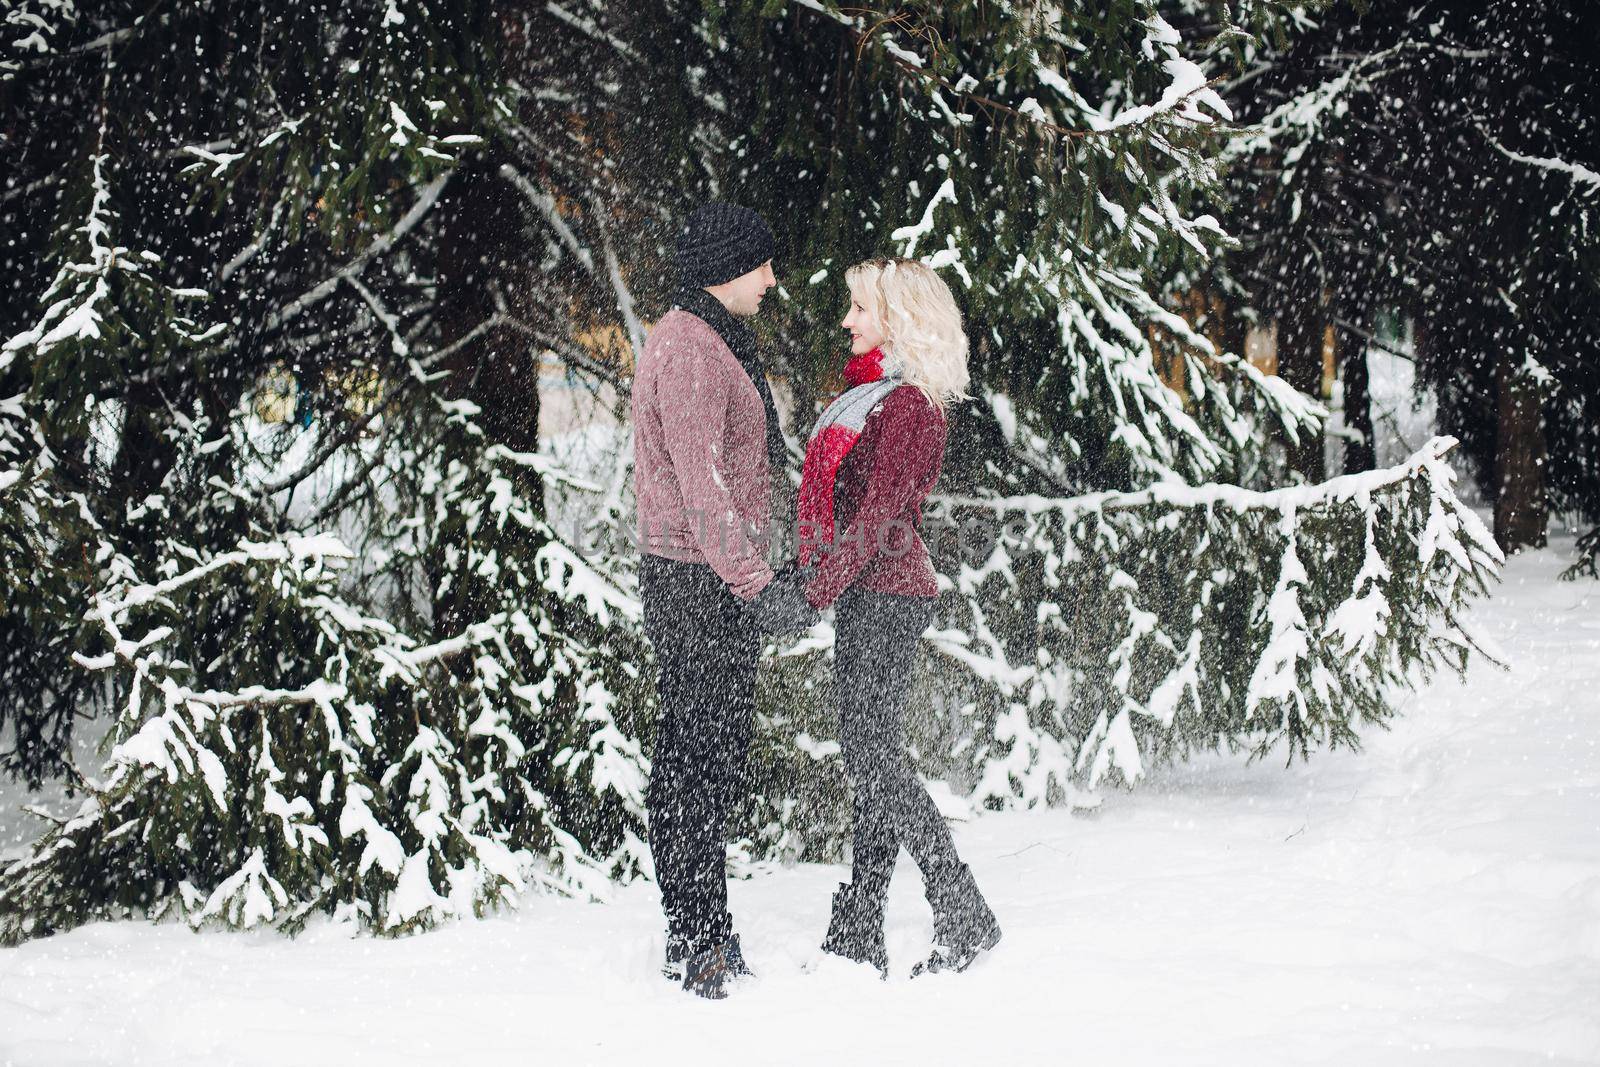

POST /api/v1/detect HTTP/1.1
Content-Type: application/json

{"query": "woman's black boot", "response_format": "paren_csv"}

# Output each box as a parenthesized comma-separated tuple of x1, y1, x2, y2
(819, 882, 888, 978)
(911, 863, 1000, 976)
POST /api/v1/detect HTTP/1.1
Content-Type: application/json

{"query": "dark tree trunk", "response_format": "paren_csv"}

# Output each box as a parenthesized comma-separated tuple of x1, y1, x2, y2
(429, 157, 545, 642)
(1216, 290, 1248, 367)
(1340, 330, 1376, 473)
(1493, 350, 1548, 552)
(438, 160, 543, 455)
(1277, 301, 1327, 481)
(112, 374, 183, 571)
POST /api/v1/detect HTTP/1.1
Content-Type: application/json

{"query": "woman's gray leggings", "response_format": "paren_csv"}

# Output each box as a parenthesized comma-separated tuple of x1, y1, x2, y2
(834, 586, 961, 901)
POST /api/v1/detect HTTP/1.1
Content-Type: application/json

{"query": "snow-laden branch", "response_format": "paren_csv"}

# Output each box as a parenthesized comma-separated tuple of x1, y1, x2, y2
(89, 535, 354, 622)
(1087, 17, 1231, 132)
(485, 443, 602, 494)
(0, 61, 205, 367)
(1224, 38, 1504, 163)
(931, 434, 1502, 805)
(544, 1, 636, 62)
(218, 185, 290, 282)
(500, 165, 646, 370)
(1, 3, 151, 79)
(256, 173, 450, 340)
(937, 437, 1491, 540)
(891, 178, 957, 260)
(789, 3, 1229, 144)
(501, 163, 595, 274)
(590, 194, 646, 358)
(1477, 126, 1600, 196)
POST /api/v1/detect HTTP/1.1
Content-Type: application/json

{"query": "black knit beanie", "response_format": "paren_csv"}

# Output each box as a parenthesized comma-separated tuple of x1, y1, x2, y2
(675, 203, 776, 288)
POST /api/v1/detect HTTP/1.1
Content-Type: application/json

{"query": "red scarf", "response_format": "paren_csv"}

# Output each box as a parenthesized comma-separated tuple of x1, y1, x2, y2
(797, 349, 899, 565)
(842, 347, 888, 389)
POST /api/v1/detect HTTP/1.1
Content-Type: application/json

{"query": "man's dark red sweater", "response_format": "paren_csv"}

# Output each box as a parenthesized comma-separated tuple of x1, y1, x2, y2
(803, 384, 948, 609)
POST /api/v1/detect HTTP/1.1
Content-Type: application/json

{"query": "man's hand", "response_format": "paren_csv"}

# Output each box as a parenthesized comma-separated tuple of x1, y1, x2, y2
(747, 562, 820, 634)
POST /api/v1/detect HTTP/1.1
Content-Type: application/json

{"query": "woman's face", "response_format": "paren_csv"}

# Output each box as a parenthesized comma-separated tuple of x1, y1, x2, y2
(841, 286, 885, 357)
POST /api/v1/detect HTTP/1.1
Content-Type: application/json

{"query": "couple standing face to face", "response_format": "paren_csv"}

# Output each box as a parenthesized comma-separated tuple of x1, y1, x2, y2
(641, 204, 993, 1000)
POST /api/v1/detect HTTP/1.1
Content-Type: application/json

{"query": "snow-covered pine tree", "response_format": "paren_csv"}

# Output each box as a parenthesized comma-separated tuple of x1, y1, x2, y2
(1, 1, 658, 940)
(933, 437, 1501, 805)
(0, 45, 224, 785)
(0, 393, 652, 943)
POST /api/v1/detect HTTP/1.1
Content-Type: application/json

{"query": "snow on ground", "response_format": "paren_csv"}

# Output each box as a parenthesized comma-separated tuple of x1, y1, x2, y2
(2, 542, 1597, 1066)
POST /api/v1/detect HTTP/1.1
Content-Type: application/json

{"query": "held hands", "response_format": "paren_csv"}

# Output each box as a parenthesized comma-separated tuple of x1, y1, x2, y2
(747, 561, 821, 635)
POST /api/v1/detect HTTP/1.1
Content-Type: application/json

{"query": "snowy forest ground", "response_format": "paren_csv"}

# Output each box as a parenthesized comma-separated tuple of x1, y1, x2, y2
(1, 536, 1596, 1066)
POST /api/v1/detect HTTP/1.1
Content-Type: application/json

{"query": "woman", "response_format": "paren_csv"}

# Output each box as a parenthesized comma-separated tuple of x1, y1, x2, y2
(797, 257, 1001, 978)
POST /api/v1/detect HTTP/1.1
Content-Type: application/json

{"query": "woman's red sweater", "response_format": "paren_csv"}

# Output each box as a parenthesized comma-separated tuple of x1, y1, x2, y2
(803, 382, 948, 609)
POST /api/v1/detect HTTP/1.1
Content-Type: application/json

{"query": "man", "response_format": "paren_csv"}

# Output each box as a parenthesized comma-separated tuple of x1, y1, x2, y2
(632, 202, 817, 1000)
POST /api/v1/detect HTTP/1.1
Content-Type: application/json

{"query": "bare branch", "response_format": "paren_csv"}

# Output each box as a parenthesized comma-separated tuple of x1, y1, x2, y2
(500, 163, 595, 275)
(249, 173, 451, 344)
(590, 193, 646, 357)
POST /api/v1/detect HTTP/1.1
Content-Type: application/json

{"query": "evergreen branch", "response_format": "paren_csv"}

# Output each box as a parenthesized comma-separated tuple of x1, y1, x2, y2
(414, 314, 505, 373)
(589, 193, 647, 358)
(344, 275, 412, 359)
(399, 612, 512, 669)
(243, 283, 469, 507)
(251, 173, 451, 345)
(290, 421, 411, 534)
(498, 165, 645, 373)
(796, 2, 1232, 143)
(218, 185, 291, 283)
(500, 162, 596, 274)
(256, 402, 389, 499)
(1474, 123, 1600, 196)
(249, 342, 456, 541)
(937, 437, 1466, 519)
(164, 681, 348, 710)
(544, 1, 636, 62)
(488, 445, 602, 496)
(1329, 317, 1414, 363)
(1442, 609, 1511, 671)
(86, 536, 354, 622)
(0, 0, 168, 72)
(1224, 38, 1507, 161)
(19, 804, 72, 827)
(278, 307, 527, 531)
(493, 296, 631, 394)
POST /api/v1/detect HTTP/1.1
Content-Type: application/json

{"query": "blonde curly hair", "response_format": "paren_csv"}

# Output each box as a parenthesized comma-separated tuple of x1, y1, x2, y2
(845, 257, 971, 411)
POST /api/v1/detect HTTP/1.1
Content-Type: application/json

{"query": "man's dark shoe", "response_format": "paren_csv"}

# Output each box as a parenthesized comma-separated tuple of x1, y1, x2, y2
(910, 862, 1001, 977)
(819, 881, 888, 978)
(662, 933, 694, 982)
(682, 933, 755, 999)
